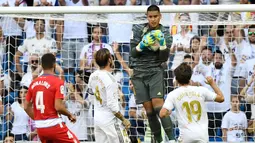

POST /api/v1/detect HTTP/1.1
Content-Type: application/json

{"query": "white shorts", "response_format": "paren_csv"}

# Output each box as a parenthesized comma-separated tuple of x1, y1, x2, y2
(95, 122, 130, 143)
(178, 130, 208, 143)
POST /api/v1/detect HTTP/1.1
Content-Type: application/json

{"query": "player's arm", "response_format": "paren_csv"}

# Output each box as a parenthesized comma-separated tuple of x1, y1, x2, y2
(24, 88, 35, 119)
(130, 24, 145, 58)
(206, 76, 224, 103)
(221, 112, 229, 142)
(160, 93, 174, 118)
(55, 99, 73, 118)
(55, 83, 76, 123)
(106, 84, 131, 129)
(222, 128, 228, 142)
(14, 49, 24, 77)
(158, 27, 171, 62)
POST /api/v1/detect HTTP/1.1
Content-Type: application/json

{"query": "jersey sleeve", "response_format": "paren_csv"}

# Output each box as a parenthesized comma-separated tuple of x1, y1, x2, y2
(18, 40, 27, 54)
(163, 93, 174, 111)
(106, 83, 119, 113)
(201, 87, 217, 101)
(55, 80, 65, 99)
(221, 112, 229, 129)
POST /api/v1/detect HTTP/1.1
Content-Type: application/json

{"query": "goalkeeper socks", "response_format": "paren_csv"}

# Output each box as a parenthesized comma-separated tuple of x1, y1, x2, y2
(146, 111, 163, 143)
(154, 107, 175, 140)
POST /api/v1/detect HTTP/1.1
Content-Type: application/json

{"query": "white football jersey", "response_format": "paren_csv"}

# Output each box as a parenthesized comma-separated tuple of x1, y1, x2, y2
(221, 111, 247, 142)
(163, 86, 216, 142)
(64, 101, 88, 140)
(88, 70, 120, 126)
(18, 36, 57, 56)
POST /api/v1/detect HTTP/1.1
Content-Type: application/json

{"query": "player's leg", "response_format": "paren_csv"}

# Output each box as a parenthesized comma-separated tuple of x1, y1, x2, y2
(94, 126, 108, 143)
(131, 77, 163, 143)
(103, 122, 128, 143)
(148, 70, 174, 141)
(37, 123, 80, 143)
(54, 123, 80, 143)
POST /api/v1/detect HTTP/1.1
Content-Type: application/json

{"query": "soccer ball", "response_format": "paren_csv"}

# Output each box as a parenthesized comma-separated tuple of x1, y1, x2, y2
(149, 40, 160, 52)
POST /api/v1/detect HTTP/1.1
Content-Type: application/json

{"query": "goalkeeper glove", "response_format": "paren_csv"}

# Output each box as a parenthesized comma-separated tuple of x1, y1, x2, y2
(136, 33, 155, 52)
(151, 30, 167, 50)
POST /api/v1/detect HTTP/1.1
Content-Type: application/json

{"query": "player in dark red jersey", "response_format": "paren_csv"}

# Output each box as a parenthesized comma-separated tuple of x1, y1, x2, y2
(24, 53, 80, 143)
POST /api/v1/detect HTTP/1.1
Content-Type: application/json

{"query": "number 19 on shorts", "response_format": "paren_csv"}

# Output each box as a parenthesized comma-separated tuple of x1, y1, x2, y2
(36, 91, 45, 113)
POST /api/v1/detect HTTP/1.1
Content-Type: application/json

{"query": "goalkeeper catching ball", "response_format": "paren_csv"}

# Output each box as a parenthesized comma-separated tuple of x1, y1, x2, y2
(129, 4, 174, 143)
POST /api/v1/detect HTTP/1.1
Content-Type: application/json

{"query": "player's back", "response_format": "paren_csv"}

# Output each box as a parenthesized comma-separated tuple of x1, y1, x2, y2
(27, 75, 64, 128)
(88, 70, 119, 126)
(168, 86, 216, 142)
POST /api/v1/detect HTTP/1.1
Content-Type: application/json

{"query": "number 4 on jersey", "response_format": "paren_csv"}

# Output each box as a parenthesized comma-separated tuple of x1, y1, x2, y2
(36, 91, 45, 113)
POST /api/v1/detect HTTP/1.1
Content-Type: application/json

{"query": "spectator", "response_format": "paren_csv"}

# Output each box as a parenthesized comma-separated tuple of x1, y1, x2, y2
(207, 50, 237, 138)
(3, 132, 14, 143)
(190, 35, 207, 66)
(14, 19, 63, 80)
(130, 0, 172, 5)
(0, 27, 5, 96)
(63, 83, 89, 141)
(77, 25, 113, 91)
(170, 0, 199, 36)
(0, 0, 23, 74)
(182, 54, 203, 86)
(240, 66, 255, 102)
(20, 54, 40, 87)
(240, 25, 255, 62)
(102, 0, 133, 65)
(6, 86, 30, 141)
(192, 47, 214, 91)
(58, 0, 89, 81)
(170, 13, 195, 70)
(221, 96, 247, 142)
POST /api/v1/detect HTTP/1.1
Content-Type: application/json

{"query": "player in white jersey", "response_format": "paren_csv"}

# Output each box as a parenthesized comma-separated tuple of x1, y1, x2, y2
(160, 63, 224, 143)
(88, 48, 131, 143)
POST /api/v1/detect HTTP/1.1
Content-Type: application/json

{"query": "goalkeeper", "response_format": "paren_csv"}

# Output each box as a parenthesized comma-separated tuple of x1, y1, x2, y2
(129, 4, 174, 143)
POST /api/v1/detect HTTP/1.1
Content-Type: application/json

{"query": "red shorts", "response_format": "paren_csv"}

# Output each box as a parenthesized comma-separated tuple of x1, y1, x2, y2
(37, 122, 80, 143)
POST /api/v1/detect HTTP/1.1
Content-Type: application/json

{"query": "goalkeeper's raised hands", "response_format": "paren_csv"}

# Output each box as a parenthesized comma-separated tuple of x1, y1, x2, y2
(151, 30, 167, 50)
(136, 32, 155, 52)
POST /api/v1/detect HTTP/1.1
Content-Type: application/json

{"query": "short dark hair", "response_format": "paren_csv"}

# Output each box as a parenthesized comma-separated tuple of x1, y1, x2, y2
(95, 48, 111, 69)
(34, 19, 45, 25)
(17, 86, 28, 104)
(248, 25, 255, 32)
(92, 24, 102, 31)
(184, 54, 194, 61)
(3, 132, 14, 141)
(202, 46, 212, 53)
(213, 49, 225, 61)
(174, 63, 192, 85)
(41, 53, 56, 70)
(231, 95, 241, 102)
(147, 5, 160, 13)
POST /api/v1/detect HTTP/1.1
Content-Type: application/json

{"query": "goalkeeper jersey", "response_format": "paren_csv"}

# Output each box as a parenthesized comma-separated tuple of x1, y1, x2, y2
(129, 24, 172, 72)
(88, 70, 120, 126)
